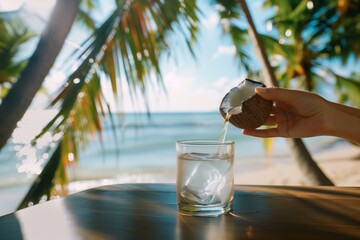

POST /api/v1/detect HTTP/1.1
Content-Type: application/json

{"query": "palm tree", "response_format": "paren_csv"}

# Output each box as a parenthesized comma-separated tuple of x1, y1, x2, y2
(261, 0, 360, 105)
(242, 0, 334, 186)
(16, 0, 201, 209)
(257, 0, 360, 181)
(0, 0, 80, 150)
(213, 0, 359, 185)
(0, 17, 35, 97)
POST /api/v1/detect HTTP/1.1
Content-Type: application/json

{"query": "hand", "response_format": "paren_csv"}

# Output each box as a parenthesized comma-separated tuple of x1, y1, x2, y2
(242, 87, 360, 145)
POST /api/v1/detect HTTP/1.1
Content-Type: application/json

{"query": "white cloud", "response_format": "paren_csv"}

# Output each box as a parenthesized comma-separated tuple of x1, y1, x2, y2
(24, 0, 56, 19)
(131, 72, 246, 113)
(214, 4, 226, 12)
(119, 70, 219, 112)
(201, 13, 219, 29)
(147, 70, 205, 112)
(212, 45, 236, 60)
(0, 0, 25, 12)
(213, 77, 242, 92)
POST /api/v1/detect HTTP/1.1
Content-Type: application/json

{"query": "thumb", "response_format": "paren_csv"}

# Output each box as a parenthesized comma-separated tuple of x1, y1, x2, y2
(255, 87, 300, 102)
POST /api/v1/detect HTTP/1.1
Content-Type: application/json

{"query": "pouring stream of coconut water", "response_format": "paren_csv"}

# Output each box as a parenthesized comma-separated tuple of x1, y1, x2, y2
(211, 79, 272, 202)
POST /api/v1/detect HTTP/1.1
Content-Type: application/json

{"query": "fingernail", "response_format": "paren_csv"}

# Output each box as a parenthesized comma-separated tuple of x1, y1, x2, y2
(255, 87, 267, 93)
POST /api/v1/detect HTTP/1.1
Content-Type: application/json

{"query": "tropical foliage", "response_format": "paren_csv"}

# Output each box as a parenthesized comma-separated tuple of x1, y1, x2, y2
(0, 17, 35, 97)
(261, 0, 360, 105)
(213, 0, 360, 106)
(16, 0, 201, 208)
(211, 1, 359, 183)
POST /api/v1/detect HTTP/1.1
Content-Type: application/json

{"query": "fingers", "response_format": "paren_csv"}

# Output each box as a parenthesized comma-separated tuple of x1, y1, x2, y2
(243, 107, 287, 137)
(242, 128, 282, 138)
(255, 87, 304, 103)
(263, 105, 285, 126)
(263, 115, 277, 126)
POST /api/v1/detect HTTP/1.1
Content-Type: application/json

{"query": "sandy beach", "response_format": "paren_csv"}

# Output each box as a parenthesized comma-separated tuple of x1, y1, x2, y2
(235, 140, 360, 186)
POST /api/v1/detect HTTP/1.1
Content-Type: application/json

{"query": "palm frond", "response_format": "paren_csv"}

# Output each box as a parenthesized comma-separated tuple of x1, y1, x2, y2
(24, 0, 201, 208)
(211, 0, 251, 71)
(334, 74, 360, 107)
(0, 18, 35, 88)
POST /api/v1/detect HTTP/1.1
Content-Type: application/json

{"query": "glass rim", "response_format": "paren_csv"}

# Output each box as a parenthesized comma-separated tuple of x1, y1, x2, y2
(176, 139, 234, 146)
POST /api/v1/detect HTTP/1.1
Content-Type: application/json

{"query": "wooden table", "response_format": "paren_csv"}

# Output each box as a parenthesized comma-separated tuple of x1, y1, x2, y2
(0, 184, 359, 239)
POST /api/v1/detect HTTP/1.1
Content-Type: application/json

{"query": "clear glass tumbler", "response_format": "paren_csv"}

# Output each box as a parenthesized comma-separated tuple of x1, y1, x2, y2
(176, 140, 234, 217)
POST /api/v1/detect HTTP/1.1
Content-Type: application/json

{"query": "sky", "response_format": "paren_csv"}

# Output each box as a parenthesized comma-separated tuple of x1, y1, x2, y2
(6, 0, 357, 113)
(148, 1, 280, 113)
(118, 1, 270, 112)
(12, 0, 272, 113)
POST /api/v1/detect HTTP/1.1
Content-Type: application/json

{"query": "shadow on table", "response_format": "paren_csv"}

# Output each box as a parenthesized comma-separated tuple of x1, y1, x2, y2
(0, 214, 24, 239)
(63, 185, 360, 240)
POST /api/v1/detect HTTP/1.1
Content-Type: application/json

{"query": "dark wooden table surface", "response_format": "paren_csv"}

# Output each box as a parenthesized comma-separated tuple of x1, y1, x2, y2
(0, 184, 359, 239)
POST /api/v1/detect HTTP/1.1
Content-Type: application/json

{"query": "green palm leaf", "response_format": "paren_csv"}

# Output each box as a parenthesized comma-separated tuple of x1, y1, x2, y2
(22, 0, 200, 208)
(211, 0, 251, 71)
(335, 74, 360, 107)
(0, 18, 35, 90)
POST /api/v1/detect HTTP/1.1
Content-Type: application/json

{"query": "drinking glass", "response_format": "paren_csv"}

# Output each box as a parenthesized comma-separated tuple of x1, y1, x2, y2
(176, 140, 234, 217)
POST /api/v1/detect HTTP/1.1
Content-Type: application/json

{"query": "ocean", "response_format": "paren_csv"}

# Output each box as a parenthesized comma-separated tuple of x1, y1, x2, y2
(0, 111, 309, 216)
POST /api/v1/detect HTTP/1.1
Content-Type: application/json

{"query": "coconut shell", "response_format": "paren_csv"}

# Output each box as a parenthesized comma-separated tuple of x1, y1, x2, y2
(220, 89, 273, 129)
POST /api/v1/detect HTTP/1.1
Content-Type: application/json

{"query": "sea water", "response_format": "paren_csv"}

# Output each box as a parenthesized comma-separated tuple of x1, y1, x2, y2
(0, 111, 288, 216)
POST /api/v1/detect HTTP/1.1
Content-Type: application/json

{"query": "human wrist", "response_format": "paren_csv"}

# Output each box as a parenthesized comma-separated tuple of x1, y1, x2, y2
(326, 101, 360, 144)
(323, 101, 341, 137)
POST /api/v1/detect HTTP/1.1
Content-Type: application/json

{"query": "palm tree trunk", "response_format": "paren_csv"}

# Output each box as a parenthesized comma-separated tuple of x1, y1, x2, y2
(0, 0, 80, 150)
(286, 138, 333, 185)
(239, 0, 333, 186)
(303, 62, 313, 91)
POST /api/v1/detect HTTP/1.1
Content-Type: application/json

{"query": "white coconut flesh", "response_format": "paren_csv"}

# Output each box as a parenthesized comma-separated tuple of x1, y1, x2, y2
(220, 79, 264, 116)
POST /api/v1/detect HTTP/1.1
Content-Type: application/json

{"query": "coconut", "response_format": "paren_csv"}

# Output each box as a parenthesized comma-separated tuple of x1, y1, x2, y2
(219, 79, 273, 129)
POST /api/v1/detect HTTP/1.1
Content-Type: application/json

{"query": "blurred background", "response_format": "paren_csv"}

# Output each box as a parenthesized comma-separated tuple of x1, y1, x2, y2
(0, 0, 359, 216)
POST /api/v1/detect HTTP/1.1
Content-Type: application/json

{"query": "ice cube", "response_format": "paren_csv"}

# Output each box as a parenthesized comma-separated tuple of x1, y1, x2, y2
(180, 158, 231, 205)
(210, 177, 232, 204)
